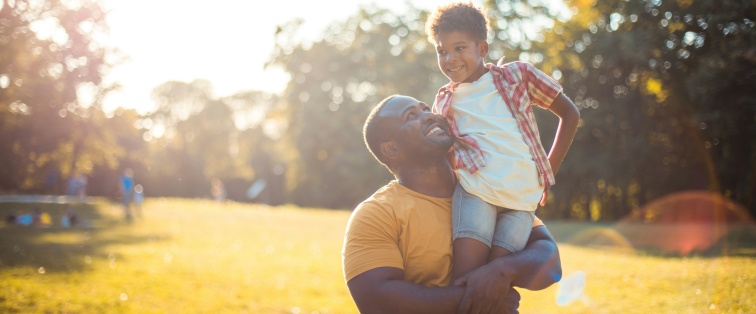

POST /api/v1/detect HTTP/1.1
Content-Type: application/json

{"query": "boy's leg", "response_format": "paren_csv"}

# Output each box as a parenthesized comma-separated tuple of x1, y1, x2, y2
(451, 183, 497, 281)
(452, 238, 490, 281)
(489, 210, 535, 262)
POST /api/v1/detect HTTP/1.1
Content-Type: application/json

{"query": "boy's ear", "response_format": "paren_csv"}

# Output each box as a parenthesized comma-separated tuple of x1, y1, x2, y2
(478, 40, 489, 57)
(380, 140, 402, 162)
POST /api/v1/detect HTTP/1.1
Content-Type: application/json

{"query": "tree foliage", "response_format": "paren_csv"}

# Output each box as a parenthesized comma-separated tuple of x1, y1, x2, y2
(520, 0, 756, 219)
(268, 6, 446, 208)
(0, 0, 131, 192)
(268, 0, 755, 217)
(3, 0, 753, 219)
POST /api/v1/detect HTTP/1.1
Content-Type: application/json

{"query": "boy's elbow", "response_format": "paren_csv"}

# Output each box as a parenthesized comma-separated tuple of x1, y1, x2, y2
(566, 99, 580, 120)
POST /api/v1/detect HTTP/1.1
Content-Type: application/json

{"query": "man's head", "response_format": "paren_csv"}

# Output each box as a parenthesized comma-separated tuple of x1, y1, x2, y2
(363, 95, 453, 173)
(425, 2, 490, 84)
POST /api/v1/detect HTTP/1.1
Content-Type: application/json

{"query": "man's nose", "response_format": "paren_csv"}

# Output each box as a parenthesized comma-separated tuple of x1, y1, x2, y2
(420, 111, 435, 122)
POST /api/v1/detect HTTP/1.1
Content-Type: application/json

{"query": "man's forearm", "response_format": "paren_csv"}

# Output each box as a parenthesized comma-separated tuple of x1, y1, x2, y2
(348, 267, 466, 314)
(369, 280, 465, 313)
(493, 226, 562, 290)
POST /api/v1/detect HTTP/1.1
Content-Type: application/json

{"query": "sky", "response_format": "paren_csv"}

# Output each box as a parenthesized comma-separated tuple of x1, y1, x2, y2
(101, 0, 448, 114)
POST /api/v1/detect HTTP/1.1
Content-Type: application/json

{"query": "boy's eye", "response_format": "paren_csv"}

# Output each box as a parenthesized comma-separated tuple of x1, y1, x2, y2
(456, 46, 465, 51)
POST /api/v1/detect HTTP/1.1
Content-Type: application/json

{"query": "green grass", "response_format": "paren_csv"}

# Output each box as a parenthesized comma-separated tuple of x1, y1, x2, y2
(1, 199, 754, 313)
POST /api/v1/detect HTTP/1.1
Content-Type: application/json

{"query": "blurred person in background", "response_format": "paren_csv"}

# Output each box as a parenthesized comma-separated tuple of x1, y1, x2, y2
(133, 184, 144, 218)
(211, 178, 226, 202)
(120, 168, 135, 220)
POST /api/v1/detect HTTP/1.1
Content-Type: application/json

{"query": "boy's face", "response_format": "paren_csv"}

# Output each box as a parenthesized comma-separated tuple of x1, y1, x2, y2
(434, 31, 489, 83)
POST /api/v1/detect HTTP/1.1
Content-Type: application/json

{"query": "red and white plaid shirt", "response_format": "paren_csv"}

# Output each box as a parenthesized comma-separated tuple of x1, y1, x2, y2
(433, 61, 562, 191)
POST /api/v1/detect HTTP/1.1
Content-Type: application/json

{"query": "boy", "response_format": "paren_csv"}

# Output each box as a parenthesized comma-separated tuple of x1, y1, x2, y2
(425, 2, 580, 281)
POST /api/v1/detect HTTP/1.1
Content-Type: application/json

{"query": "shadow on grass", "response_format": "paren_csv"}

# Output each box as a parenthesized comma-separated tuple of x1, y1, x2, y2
(0, 201, 170, 273)
(544, 220, 756, 258)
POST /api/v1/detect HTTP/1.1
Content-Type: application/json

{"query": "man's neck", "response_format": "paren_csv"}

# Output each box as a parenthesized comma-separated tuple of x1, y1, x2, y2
(394, 158, 456, 198)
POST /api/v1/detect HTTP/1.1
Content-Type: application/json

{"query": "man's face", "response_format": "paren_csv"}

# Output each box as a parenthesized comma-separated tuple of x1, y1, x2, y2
(379, 96, 453, 161)
(434, 31, 489, 83)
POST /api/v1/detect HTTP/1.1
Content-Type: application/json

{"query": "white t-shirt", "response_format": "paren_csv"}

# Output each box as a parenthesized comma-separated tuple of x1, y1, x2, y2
(452, 71, 542, 211)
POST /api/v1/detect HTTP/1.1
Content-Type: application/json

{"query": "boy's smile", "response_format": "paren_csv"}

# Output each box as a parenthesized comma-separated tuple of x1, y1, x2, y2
(434, 31, 489, 84)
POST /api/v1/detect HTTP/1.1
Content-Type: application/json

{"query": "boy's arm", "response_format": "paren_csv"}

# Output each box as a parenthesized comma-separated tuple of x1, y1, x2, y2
(454, 225, 562, 312)
(547, 94, 580, 174)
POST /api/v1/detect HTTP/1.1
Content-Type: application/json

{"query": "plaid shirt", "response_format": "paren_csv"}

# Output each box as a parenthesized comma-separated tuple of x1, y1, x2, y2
(433, 61, 562, 190)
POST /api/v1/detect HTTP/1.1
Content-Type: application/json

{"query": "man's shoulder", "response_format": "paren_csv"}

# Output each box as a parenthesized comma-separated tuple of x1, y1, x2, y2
(350, 182, 402, 219)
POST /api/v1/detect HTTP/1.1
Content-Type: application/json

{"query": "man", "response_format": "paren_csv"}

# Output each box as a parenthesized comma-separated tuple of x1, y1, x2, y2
(342, 95, 562, 313)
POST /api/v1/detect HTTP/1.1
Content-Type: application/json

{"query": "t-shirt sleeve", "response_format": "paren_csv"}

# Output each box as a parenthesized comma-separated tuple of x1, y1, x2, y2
(522, 62, 563, 109)
(342, 201, 404, 282)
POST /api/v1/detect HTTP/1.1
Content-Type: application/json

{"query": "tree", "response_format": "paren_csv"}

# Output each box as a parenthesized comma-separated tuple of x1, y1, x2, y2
(0, 0, 130, 193)
(516, 0, 756, 218)
(141, 81, 282, 200)
(268, 5, 446, 208)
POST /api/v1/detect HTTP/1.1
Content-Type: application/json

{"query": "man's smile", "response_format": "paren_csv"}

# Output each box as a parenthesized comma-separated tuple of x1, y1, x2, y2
(425, 126, 444, 136)
(424, 120, 449, 138)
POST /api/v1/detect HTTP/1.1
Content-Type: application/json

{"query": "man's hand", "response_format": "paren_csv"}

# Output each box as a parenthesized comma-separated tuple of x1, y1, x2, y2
(453, 259, 516, 314)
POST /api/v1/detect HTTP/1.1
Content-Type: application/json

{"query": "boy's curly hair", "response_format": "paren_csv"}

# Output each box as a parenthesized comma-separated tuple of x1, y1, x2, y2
(425, 2, 489, 43)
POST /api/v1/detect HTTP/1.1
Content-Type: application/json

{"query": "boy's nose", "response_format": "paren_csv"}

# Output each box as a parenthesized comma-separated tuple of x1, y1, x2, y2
(444, 53, 454, 63)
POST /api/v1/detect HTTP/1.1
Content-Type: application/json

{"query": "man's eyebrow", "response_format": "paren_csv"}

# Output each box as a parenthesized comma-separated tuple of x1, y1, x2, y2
(401, 103, 418, 117)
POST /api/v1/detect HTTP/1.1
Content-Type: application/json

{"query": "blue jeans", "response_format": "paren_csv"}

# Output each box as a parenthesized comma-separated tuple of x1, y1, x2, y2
(452, 182, 534, 253)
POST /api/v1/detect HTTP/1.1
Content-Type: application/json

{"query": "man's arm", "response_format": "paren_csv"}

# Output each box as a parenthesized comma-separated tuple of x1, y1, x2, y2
(547, 94, 580, 175)
(347, 226, 560, 313)
(347, 267, 467, 314)
(510, 225, 563, 289)
(454, 225, 561, 313)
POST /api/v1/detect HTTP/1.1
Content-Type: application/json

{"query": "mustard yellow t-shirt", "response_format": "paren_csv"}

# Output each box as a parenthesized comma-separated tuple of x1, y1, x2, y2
(342, 180, 543, 287)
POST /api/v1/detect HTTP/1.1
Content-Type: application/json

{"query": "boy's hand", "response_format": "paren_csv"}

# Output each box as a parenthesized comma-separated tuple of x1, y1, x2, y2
(539, 190, 547, 206)
(453, 139, 486, 170)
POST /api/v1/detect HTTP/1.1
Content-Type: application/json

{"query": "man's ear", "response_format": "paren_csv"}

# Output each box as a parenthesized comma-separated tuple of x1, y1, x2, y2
(379, 140, 401, 162)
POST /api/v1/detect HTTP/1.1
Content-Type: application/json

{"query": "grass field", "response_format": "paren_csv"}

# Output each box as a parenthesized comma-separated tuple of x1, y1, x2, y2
(1, 198, 754, 313)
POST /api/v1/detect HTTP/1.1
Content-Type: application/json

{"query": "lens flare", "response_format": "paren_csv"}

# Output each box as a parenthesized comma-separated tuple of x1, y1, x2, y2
(566, 227, 635, 253)
(615, 190, 752, 255)
(556, 271, 589, 306)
